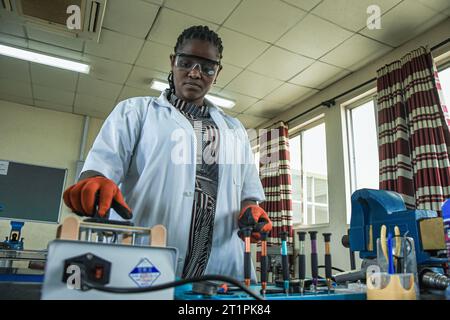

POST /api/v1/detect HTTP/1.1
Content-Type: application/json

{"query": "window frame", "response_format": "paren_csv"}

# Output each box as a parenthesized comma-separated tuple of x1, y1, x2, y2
(345, 94, 379, 195)
(289, 118, 329, 228)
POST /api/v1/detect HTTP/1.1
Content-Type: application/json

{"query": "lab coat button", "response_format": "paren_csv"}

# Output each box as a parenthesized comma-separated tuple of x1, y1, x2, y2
(183, 191, 193, 197)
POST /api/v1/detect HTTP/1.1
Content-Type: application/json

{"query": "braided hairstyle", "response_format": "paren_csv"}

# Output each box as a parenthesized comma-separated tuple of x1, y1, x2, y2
(168, 25, 223, 92)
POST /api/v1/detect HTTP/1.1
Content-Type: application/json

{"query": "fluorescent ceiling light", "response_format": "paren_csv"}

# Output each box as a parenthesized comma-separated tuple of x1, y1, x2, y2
(150, 79, 170, 92)
(0, 44, 90, 74)
(205, 94, 235, 109)
(150, 79, 235, 109)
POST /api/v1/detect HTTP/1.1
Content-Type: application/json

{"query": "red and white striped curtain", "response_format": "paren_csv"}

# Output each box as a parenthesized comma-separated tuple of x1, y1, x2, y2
(377, 46, 450, 212)
(259, 122, 293, 245)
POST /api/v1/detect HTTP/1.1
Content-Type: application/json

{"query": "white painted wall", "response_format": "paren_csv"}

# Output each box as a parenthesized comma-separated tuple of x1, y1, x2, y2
(0, 100, 103, 250)
(259, 18, 450, 276)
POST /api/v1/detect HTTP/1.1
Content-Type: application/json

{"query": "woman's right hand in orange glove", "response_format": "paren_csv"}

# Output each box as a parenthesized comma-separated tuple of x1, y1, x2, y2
(63, 176, 132, 219)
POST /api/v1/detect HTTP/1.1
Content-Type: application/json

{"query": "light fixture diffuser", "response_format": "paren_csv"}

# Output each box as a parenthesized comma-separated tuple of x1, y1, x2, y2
(0, 44, 90, 74)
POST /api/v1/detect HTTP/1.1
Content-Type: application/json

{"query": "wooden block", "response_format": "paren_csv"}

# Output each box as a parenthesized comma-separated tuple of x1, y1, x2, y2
(420, 217, 446, 250)
(150, 225, 167, 247)
(56, 216, 80, 240)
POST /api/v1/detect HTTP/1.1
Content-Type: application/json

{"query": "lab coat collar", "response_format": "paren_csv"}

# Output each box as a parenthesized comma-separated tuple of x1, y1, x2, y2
(154, 91, 229, 131)
(154, 91, 227, 116)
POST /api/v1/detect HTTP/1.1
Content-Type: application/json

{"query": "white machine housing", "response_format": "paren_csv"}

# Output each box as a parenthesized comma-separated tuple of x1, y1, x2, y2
(41, 240, 178, 300)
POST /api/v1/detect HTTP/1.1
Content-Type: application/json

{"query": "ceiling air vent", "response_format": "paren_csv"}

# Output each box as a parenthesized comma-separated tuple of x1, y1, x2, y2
(0, 0, 107, 42)
(1, 0, 13, 12)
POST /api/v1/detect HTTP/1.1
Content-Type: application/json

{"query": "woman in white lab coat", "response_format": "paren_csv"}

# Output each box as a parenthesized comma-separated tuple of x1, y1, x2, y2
(63, 26, 272, 281)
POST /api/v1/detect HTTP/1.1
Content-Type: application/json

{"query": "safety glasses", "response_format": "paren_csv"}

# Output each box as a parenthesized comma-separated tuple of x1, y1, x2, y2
(174, 53, 220, 77)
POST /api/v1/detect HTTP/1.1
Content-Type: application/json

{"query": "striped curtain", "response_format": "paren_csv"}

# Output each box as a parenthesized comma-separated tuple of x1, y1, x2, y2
(259, 122, 293, 245)
(377, 46, 450, 212)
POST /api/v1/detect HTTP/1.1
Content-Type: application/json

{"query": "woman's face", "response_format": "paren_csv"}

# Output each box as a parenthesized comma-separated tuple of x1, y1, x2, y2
(170, 39, 221, 105)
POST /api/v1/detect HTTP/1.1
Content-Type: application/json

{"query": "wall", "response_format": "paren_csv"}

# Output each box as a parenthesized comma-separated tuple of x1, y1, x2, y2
(259, 18, 450, 276)
(0, 100, 103, 250)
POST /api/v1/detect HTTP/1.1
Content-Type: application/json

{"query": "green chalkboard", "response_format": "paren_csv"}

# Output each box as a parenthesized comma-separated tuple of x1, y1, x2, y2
(0, 160, 67, 224)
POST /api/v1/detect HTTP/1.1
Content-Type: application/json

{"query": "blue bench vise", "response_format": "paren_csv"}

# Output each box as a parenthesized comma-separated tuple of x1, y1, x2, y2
(2, 221, 25, 251)
(349, 189, 447, 267)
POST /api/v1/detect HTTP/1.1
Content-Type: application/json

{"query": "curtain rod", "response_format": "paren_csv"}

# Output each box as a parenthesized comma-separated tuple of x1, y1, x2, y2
(273, 37, 450, 128)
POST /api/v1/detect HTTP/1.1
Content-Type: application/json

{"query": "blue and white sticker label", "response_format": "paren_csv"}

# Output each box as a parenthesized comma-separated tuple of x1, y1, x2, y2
(0, 161, 9, 175)
(129, 258, 161, 287)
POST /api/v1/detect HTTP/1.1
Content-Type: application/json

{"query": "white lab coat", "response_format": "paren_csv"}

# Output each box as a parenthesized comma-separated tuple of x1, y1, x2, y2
(82, 92, 265, 281)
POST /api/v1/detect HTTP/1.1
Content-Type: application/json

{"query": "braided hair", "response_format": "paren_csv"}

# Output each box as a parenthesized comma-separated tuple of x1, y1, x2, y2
(168, 25, 223, 92)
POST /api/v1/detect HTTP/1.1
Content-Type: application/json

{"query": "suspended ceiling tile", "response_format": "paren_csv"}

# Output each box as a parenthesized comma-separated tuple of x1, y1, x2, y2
(224, 0, 307, 43)
(215, 89, 259, 113)
(142, 0, 163, 5)
(135, 40, 173, 72)
(311, 0, 402, 32)
(276, 14, 353, 59)
(244, 99, 285, 118)
(237, 113, 270, 129)
(148, 8, 219, 47)
(0, 20, 26, 37)
(214, 63, 242, 88)
(224, 70, 283, 99)
(73, 108, 109, 119)
(281, 0, 323, 11)
(359, 0, 446, 47)
(127, 66, 168, 91)
(321, 34, 392, 71)
(0, 78, 32, 98)
(26, 25, 84, 51)
(34, 99, 73, 113)
(28, 40, 84, 61)
(118, 86, 159, 102)
(164, 0, 240, 24)
(30, 63, 78, 91)
(102, 0, 159, 39)
(77, 75, 123, 101)
(82, 55, 133, 84)
(32, 84, 75, 106)
(248, 46, 314, 81)
(223, 109, 240, 117)
(208, 86, 222, 95)
(217, 27, 270, 68)
(85, 29, 144, 64)
(317, 69, 352, 90)
(0, 93, 33, 106)
(0, 56, 30, 83)
(0, 33, 28, 48)
(417, 0, 450, 13)
(263, 82, 319, 105)
(291, 61, 352, 89)
(74, 93, 117, 119)
(290, 60, 346, 89)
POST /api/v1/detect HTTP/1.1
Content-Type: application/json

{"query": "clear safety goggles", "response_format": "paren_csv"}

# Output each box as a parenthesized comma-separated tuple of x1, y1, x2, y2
(174, 53, 220, 77)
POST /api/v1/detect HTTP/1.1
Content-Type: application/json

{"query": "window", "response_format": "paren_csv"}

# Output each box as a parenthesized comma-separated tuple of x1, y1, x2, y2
(290, 122, 328, 225)
(254, 149, 260, 174)
(346, 98, 379, 223)
(439, 66, 450, 109)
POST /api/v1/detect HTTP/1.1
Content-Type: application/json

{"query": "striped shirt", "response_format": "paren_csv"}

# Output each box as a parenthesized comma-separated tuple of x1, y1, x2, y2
(167, 90, 219, 278)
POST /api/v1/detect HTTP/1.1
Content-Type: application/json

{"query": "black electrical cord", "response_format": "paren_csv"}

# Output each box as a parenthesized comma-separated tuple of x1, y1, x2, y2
(82, 274, 265, 300)
(317, 265, 346, 273)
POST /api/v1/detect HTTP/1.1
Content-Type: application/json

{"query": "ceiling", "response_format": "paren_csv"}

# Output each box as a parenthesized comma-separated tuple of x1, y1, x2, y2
(0, 0, 449, 128)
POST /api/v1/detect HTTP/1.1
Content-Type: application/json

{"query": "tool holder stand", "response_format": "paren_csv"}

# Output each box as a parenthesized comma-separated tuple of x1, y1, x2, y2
(56, 216, 167, 247)
(367, 273, 416, 300)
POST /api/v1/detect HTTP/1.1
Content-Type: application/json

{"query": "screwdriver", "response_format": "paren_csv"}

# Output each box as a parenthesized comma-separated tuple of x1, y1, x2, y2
(309, 231, 318, 292)
(260, 232, 268, 296)
(322, 233, 333, 293)
(243, 227, 252, 288)
(280, 231, 290, 294)
(297, 231, 307, 295)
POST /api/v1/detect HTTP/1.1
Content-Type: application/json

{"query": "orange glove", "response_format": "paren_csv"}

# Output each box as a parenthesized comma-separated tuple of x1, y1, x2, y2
(63, 176, 132, 219)
(238, 205, 272, 243)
